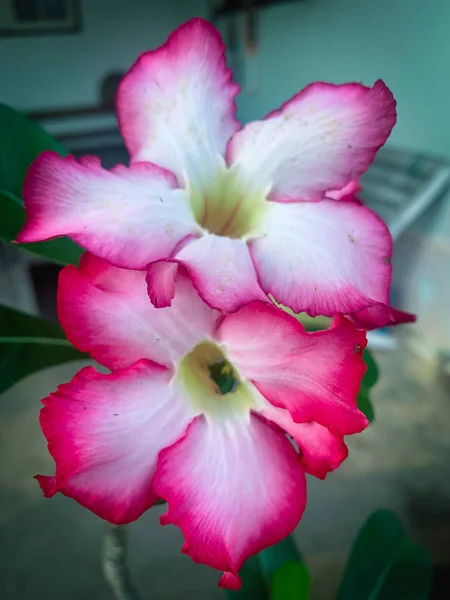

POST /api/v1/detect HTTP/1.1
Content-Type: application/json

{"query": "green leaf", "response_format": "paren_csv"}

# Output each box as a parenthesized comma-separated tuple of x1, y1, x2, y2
(258, 536, 302, 588)
(0, 190, 83, 266)
(0, 303, 87, 394)
(270, 561, 310, 600)
(362, 349, 379, 389)
(369, 541, 432, 600)
(338, 510, 407, 600)
(224, 535, 302, 600)
(355, 349, 379, 422)
(0, 103, 66, 198)
(337, 510, 432, 600)
(357, 385, 375, 422)
(0, 104, 82, 265)
(224, 556, 269, 600)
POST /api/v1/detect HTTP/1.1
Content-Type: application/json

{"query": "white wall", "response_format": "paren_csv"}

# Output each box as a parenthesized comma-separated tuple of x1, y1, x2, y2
(234, 0, 450, 158)
(0, 0, 208, 111)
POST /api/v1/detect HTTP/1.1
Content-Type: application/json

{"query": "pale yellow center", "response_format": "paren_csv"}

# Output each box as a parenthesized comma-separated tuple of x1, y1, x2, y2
(176, 340, 256, 418)
(188, 163, 271, 239)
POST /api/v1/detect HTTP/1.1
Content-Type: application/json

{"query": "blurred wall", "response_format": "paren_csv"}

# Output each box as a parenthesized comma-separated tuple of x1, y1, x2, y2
(234, 0, 450, 157)
(0, 0, 208, 111)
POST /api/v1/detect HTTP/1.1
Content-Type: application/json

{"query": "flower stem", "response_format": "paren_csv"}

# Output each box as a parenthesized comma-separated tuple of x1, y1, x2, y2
(102, 523, 142, 600)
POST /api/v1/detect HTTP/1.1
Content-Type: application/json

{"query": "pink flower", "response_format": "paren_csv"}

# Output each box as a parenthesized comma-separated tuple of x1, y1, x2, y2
(18, 18, 409, 328)
(36, 253, 368, 590)
(327, 179, 362, 202)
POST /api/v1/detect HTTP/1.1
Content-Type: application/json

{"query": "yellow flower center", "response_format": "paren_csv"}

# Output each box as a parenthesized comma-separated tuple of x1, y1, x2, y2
(176, 340, 256, 418)
(188, 162, 271, 239)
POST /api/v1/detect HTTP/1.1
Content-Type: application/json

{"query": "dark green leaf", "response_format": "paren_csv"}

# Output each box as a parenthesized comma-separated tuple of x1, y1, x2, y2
(224, 536, 302, 600)
(337, 510, 409, 600)
(270, 561, 310, 600)
(362, 349, 379, 389)
(224, 555, 269, 600)
(0, 303, 87, 394)
(355, 349, 378, 422)
(0, 104, 81, 265)
(0, 190, 83, 266)
(258, 535, 302, 588)
(369, 541, 432, 600)
(357, 385, 375, 422)
(0, 103, 66, 198)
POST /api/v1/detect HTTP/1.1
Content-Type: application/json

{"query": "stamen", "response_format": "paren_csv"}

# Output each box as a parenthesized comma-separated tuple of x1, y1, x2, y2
(208, 359, 240, 395)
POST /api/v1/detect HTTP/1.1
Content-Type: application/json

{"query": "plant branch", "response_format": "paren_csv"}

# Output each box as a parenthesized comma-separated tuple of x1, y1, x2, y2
(102, 523, 142, 600)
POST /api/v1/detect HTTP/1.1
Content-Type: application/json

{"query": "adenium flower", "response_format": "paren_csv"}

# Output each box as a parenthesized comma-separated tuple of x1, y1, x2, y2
(18, 18, 412, 329)
(36, 253, 368, 589)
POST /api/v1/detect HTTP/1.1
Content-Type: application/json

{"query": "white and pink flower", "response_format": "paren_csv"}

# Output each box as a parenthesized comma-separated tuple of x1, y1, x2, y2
(17, 18, 413, 329)
(37, 253, 368, 589)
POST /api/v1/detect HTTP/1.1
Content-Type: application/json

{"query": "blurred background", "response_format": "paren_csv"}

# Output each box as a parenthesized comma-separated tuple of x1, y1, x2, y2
(1, 0, 450, 598)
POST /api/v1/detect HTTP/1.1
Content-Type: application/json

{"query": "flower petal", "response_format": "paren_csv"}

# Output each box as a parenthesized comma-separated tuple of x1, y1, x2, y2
(293, 422, 348, 478)
(326, 179, 361, 201)
(146, 260, 179, 308)
(18, 152, 199, 269)
(250, 199, 392, 316)
(228, 80, 395, 202)
(164, 234, 267, 312)
(349, 303, 416, 330)
(38, 360, 199, 524)
(58, 253, 218, 370)
(260, 405, 348, 479)
(217, 303, 368, 435)
(153, 413, 306, 590)
(117, 18, 240, 192)
(35, 475, 57, 497)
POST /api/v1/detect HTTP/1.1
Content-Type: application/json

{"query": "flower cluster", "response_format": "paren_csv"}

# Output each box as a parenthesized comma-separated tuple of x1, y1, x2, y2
(18, 18, 413, 590)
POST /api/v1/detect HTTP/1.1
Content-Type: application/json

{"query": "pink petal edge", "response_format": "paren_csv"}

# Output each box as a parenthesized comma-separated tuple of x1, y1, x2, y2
(147, 234, 268, 312)
(153, 414, 306, 590)
(326, 179, 361, 201)
(227, 80, 396, 202)
(17, 152, 199, 270)
(217, 302, 369, 436)
(58, 253, 218, 370)
(261, 407, 349, 479)
(250, 199, 392, 317)
(349, 303, 416, 330)
(117, 17, 240, 191)
(38, 360, 199, 524)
